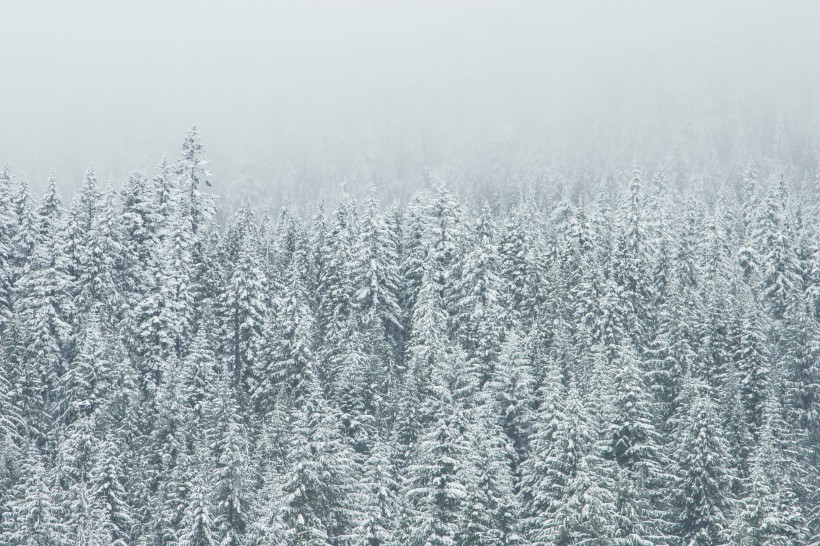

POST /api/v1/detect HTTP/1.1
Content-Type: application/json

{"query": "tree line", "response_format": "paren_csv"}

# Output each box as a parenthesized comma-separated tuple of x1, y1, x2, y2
(0, 127, 818, 544)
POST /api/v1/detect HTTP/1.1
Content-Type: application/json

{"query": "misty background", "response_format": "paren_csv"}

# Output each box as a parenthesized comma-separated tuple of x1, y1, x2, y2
(1, 0, 819, 210)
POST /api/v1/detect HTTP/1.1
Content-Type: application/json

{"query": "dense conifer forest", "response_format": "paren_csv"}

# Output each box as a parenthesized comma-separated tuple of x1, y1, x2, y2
(0, 127, 818, 544)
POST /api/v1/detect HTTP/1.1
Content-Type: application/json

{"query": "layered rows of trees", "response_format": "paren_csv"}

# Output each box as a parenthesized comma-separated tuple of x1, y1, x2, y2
(0, 128, 818, 544)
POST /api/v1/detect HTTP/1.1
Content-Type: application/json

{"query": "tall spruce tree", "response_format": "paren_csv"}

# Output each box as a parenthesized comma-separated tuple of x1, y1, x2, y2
(670, 378, 734, 545)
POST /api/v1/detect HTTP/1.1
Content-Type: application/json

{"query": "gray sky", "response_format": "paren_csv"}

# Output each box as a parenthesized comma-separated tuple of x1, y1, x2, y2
(1, 0, 819, 202)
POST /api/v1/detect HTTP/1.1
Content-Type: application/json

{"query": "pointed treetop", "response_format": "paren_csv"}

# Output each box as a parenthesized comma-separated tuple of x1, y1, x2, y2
(83, 162, 98, 188)
(179, 125, 212, 186)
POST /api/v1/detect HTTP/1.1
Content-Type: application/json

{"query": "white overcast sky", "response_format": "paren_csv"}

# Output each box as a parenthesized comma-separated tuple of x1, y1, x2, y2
(1, 0, 819, 194)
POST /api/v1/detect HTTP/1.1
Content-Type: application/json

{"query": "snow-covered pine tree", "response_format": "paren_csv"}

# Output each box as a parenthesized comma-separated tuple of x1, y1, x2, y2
(89, 437, 134, 545)
(147, 357, 195, 544)
(278, 367, 362, 544)
(0, 346, 23, 522)
(402, 249, 448, 399)
(454, 204, 506, 390)
(180, 325, 217, 423)
(355, 185, 403, 395)
(520, 382, 617, 545)
(65, 164, 102, 284)
(179, 474, 217, 546)
(57, 310, 111, 427)
(601, 338, 669, 544)
(729, 380, 807, 545)
(177, 127, 221, 327)
(670, 377, 735, 545)
(153, 182, 196, 360)
(334, 329, 379, 453)
(307, 195, 331, 313)
(610, 169, 653, 350)
(499, 203, 535, 330)
(698, 206, 735, 390)
(272, 197, 304, 278)
(398, 195, 428, 329)
(207, 366, 251, 546)
(13, 175, 74, 445)
(645, 238, 702, 427)
(781, 290, 820, 443)
(253, 247, 317, 414)
(317, 194, 359, 342)
(216, 213, 267, 395)
(401, 383, 471, 546)
(484, 330, 537, 475)
(119, 169, 161, 295)
(756, 175, 803, 320)
(730, 285, 770, 439)
(9, 176, 38, 283)
(176, 126, 213, 238)
(1, 443, 69, 545)
(359, 438, 400, 546)
(457, 410, 525, 546)
(428, 185, 466, 336)
(0, 165, 14, 330)
(569, 197, 606, 351)
(56, 413, 97, 533)
(519, 359, 568, 539)
(153, 155, 176, 240)
(73, 183, 124, 321)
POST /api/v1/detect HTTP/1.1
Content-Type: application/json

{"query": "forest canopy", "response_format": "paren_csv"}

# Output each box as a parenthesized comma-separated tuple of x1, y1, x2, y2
(0, 127, 818, 544)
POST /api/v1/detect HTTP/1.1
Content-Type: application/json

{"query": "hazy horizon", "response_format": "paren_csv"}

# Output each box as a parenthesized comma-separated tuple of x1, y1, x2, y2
(2, 1, 820, 206)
